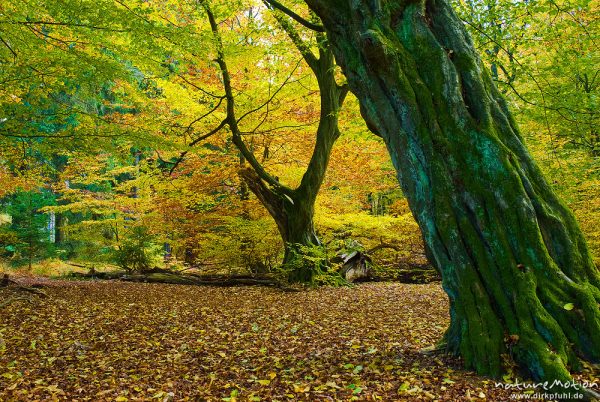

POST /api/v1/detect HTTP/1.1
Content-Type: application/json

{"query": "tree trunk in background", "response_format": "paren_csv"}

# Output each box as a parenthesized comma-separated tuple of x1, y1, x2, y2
(55, 213, 64, 244)
(240, 168, 321, 282)
(238, 36, 347, 283)
(305, 0, 600, 387)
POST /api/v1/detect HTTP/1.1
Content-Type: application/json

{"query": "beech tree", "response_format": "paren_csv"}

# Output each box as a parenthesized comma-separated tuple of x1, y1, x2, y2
(201, 1, 348, 282)
(302, 0, 600, 391)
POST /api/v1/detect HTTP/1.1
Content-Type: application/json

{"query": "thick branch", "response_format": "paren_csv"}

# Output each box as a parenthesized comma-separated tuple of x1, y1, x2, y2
(367, 241, 401, 255)
(295, 44, 345, 198)
(338, 83, 350, 105)
(263, 0, 325, 32)
(239, 168, 289, 223)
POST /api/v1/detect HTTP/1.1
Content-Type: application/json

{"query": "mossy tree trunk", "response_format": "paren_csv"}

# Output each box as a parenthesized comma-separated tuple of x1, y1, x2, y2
(238, 32, 347, 282)
(203, 2, 347, 282)
(240, 168, 321, 282)
(304, 0, 600, 387)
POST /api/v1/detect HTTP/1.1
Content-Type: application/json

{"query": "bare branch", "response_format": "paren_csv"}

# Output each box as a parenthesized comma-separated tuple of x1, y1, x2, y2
(3, 20, 129, 33)
(177, 74, 226, 99)
(241, 121, 318, 135)
(0, 35, 17, 60)
(235, 58, 303, 124)
(169, 118, 228, 175)
(182, 96, 225, 137)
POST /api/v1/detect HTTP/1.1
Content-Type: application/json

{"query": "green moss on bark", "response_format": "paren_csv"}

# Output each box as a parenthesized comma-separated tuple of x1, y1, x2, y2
(305, 0, 600, 390)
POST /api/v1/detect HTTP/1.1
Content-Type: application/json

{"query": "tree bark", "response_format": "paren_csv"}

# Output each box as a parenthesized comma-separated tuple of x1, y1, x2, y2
(239, 163, 322, 283)
(231, 9, 348, 282)
(304, 0, 600, 387)
(202, 1, 347, 282)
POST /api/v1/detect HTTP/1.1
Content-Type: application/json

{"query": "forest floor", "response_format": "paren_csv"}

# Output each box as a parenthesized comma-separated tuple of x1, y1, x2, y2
(0, 279, 597, 401)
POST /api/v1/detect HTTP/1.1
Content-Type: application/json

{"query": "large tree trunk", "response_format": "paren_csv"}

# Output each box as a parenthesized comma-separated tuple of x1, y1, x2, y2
(305, 0, 600, 387)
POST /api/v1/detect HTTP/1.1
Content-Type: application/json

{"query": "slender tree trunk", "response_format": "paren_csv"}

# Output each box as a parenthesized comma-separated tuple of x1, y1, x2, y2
(305, 0, 600, 387)
(202, 2, 347, 282)
(55, 213, 64, 244)
(232, 14, 347, 282)
(27, 193, 33, 271)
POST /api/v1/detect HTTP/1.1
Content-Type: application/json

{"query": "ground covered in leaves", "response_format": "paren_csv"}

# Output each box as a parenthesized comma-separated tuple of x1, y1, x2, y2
(1, 280, 594, 401)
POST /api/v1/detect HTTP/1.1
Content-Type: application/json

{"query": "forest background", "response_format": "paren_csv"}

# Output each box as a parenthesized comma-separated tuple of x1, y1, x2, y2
(0, 0, 598, 282)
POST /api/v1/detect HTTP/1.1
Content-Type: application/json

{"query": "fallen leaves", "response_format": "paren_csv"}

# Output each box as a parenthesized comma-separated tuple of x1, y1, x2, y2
(1, 280, 595, 400)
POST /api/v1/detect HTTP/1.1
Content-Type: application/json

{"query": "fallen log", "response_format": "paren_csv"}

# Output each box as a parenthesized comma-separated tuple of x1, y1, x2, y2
(67, 270, 127, 280)
(394, 267, 440, 284)
(74, 271, 300, 292)
(0, 274, 47, 296)
(1, 273, 17, 287)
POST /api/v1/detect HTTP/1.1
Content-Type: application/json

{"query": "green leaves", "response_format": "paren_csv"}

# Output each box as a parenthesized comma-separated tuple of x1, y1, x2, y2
(352, 364, 363, 374)
(454, 0, 600, 156)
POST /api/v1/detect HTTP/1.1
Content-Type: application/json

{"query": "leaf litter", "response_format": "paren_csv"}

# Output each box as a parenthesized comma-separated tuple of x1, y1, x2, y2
(1, 280, 596, 401)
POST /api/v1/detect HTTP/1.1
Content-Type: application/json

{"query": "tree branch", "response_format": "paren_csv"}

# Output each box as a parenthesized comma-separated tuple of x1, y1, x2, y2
(5, 20, 129, 32)
(338, 83, 349, 105)
(201, 0, 286, 191)
(182, 96, 225, 137)
(0, 35, 17, 60)
(0, 296, 32, 309)
(266, 3, 318, 68)
(367, 241, 401, 255)
(263, 0, 325, 32)
(235, 58, 303, 124)
(169, 118, 227, 175)
(177, 73, 226, 99)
